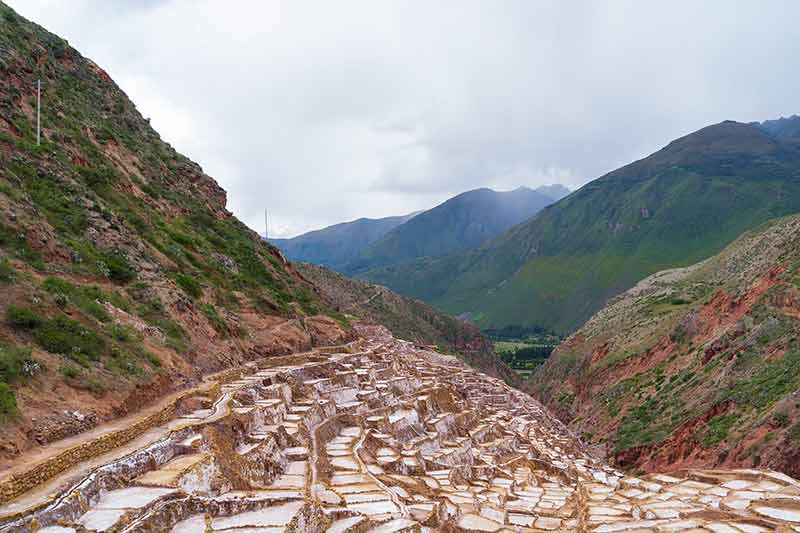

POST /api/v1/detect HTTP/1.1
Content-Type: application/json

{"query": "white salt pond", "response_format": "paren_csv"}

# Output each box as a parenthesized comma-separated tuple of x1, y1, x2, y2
(210, 501, 304, 529)
(171, 514, 206, 533)
(457, 513, 501, 531)
(753, 505, 800, 522)
(327, 515, 366, 533)
(368, 517, 418, 532)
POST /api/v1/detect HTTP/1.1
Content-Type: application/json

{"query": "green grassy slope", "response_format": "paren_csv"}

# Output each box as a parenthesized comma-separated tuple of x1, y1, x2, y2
(529, 215, 800, 476)
(0, 2, 351, 453)
(365, 120, 800, 334)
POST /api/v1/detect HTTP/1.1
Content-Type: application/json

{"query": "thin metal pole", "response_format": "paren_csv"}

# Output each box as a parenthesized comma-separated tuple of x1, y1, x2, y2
(264, 209, 269, 240)
(36, 79, 41, 146)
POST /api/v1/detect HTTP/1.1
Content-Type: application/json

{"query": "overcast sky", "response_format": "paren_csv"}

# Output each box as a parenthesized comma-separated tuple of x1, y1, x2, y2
(8, 1, 800, 237)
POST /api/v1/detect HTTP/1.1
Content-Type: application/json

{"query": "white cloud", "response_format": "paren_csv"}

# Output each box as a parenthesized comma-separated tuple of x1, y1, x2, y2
(8, 0, 800, 237)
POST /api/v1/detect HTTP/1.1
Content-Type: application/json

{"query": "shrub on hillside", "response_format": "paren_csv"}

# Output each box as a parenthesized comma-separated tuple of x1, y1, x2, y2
(0, 382, 17, 418)
(174, 273, 202, 299)
(100, 250, 135, 283)
(0, 258, 14, 282)
(33, 316, 105, 363)
(0, 344, 36, 383)
(6, 306, 43, 329)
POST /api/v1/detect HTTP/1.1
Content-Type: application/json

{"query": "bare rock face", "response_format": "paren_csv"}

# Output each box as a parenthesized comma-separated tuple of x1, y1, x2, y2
(1, 325, 799, 533)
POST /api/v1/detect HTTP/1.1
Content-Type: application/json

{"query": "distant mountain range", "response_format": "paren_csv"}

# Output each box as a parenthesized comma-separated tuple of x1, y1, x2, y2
(360, 117, 800, 334)
(270, 212, 418, 271)
(272, 184, 569, 272)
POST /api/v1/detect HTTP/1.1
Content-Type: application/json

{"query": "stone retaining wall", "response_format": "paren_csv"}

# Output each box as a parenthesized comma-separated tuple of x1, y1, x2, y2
(0, 391, 190, 507)
(0, 342, 354, 510)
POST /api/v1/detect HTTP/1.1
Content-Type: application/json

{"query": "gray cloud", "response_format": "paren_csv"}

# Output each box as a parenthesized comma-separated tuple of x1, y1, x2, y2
(9, 0, 800, 236)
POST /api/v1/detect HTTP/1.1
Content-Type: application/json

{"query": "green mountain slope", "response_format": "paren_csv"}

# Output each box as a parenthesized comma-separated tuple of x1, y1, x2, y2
(0, 2, 353, 459)
(346, 186, 560, 275)
(367, 119, 800, 334)
(530, 215, 800, 476)
(270, 212, 417, 270)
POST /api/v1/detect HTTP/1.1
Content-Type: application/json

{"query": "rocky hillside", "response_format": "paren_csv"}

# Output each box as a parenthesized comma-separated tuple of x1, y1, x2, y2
(296, 262, 520, 386)
(367, 118, 800, 334)
(531, 215, 800, 477)
(270, 211, 418, 271)
(0, 3, 354, 462)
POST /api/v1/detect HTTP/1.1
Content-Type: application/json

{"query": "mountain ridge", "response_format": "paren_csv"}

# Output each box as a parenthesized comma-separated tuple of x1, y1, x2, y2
(362, 117, 800, 334)
(344, 185, 562, 275)
(270, 211, 418, 270)
(272, 184, 568, 275)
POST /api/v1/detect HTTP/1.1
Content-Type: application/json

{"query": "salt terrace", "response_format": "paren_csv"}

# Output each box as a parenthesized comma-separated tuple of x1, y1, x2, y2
(1, 324, 800, 532)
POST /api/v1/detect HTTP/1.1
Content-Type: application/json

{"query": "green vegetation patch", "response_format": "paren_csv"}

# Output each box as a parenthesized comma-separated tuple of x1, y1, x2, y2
(33, 316, 105, 365)
(0, 342, 39, 421)
(0, 259, 15, 283)
(42, 276, 113, 322)
(722, 347, 800, 411)
(696, 413, 739, 447)
(173, 272, 202, 299)
(0, 382, 17, 419)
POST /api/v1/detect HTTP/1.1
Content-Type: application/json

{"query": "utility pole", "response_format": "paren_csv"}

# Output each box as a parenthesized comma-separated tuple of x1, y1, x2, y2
(264, 209, 269, 241)
(36, 79, 41, 146)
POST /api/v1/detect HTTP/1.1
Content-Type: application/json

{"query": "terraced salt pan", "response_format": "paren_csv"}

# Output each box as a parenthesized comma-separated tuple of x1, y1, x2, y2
(752, 504, 800, 522)
(136, 453, 208, 486)
(331, 473, 371, 485)
(367, 517, 418, 532)
(327, 515, 367, 533)
(79, 509, 128, 531)
(331, 456, 360, 470)
(348, 499, 399, 515)
(79, 486, 176, 530)
(269, 474, 305, 488)
(336, 482, 382, 494)
(210, 500, 304, 529)
(171, 514, 206, 532)
(343, 491, 391, 503)
(284, 461, 307, 475)
(457, 513, 501, 531)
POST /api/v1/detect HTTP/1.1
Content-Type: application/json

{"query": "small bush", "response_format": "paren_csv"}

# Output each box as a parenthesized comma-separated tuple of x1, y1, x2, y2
(773, 412, 790, 428)
(109, 324, 134, 342)
(0, 383, 17, 418)
(6, 306, 44, 329)
(200, 303, 227, 337)
(0, 344, 36, 383)
(0, 259, 14, 283)
(174, 273, 202, 299)
(101, 251, 135, 283)
(144, 351, 161, 368)
(698, 413, 738, 447)
(33, 316, 105, 361)
(59, 364, 80, 379)
(42, 277, 112, 322)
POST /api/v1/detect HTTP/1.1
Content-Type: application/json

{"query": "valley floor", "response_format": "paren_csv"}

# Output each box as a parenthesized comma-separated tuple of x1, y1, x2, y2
(0, 325, 799, 532)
